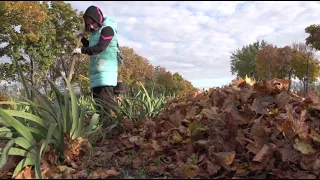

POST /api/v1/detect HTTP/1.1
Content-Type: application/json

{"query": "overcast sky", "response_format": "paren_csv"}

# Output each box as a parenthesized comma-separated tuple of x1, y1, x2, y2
(2, 1, 320, 88)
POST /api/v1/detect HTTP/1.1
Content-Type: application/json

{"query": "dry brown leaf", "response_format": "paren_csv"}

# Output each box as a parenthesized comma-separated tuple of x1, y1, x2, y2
(239, 88, 254, 104)
(253, 80, 273, 95)
(169, 110, 184, 126)
(58, 165, 75, 179)
(229, 110, 250, 125)
(211, 89, 229, 108)
(250, 122, 266, 138)
(123, 118, 133, 130)
(88, 169, 120, 179)
(252, 96, 275, 114)
(181, 164, 200, 178)
(231, 77, 245, 87)
(64, 137, 91, 163)
(147, 165, 165, 174)
(42, 166, 61, 179)
(151, 140, 162, 152)
(308, 129, 320, 143)
(252, 144, 272, 163)
(245, 142, 261, 155)
(293, 138, 317, 155)
(198, 94, 211, 107)
(295, 172, 317, 179)
(305, 90, 320, 109)
(236, 163, 250, 176)
(249, 161, 268, 171)
(206, 161, 221, 175)
(185, 106, 200, 119)
(278, 119, 296, 139)
(275, 91, 292, 109)
(278, 144, 301, 163)
(132, 156, 142, 169)
(200, 108, 218, 120)
(271, 169, 293, 179)
(278, 79, 290, 85)
(194, 140, 209, 149)
(0, 156, 20, 171)
(270, 78, 289, 92)
(221, 95, 239, 113)
(171, 131, 183, 144)
(128, 136, 139, 143)
(214, 151, 236, 169)
(194, 92, 205, 101)
(235, 163, 250, 176)
(301, 153, 320, 176)
(72, 170, 87, 179)
(15, 166, 34, 179)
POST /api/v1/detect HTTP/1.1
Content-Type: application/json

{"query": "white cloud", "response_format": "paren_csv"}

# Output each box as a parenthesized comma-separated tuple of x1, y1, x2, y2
(68, 1, 320, 88)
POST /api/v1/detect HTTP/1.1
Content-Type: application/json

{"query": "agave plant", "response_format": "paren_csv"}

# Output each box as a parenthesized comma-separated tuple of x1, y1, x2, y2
(0, 48, 100, 179)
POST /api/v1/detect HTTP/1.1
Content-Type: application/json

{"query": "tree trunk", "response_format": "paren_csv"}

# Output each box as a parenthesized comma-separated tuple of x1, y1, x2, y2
(288, 69, 292, 92)
(306, 59, 310, 93)
(303, 78, 307, 93)
(30, 56, 35, 99)
(268, 54, 271, 80)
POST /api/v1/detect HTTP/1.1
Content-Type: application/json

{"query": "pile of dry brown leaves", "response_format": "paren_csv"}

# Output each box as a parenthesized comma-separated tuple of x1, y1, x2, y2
(2, 77, 320, 179)
(101, 78, 320, 179)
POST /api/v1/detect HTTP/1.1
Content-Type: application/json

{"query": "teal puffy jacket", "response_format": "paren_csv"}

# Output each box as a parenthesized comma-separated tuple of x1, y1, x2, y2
(88, 17, 118, 88)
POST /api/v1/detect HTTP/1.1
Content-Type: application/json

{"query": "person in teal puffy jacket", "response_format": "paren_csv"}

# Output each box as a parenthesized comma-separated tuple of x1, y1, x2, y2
(71, 5, 119, 114)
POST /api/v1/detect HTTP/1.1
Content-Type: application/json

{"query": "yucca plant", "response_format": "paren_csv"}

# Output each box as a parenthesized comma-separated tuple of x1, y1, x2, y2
(0, 48, 100, 179)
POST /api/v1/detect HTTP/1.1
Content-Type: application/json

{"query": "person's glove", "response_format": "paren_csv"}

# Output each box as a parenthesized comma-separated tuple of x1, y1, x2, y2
(75, 21, 86, 38)
(71, 48, 81, 55)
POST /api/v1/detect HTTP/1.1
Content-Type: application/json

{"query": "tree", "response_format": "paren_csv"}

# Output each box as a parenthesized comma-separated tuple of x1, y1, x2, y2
(118, 47, 155, 89)
(45, 1, 88, 94)
(278, 46, 293, 90)
(0, 1, 88, 95)
(256, 45, 294, 80)
(177, 80, 196, 99)
(172, 72, 184, 94)
(0, 1, 49, 83)
(230, 40, 268, 78)
(156, 71, 175, 95)
(305, 24, 320, 50)
(291, 42, 320, 93)
(256, 44, 281, 80)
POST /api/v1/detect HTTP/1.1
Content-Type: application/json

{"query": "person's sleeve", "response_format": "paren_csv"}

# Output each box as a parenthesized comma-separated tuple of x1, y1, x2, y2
(81, 26, 114, 56)
(81, 37, 89, 47)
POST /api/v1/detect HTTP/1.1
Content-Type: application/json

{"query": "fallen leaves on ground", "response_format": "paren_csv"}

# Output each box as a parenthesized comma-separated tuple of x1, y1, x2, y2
(88, 169, 119, 179)
(4, 77, 320, 179)
(101, 78, 320, 178)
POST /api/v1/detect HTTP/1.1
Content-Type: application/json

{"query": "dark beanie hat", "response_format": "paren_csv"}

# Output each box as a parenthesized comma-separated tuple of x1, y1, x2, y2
(83, 5, 104, 26)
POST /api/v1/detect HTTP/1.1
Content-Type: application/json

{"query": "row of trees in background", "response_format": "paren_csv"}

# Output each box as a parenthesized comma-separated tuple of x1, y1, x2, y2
(118, 47, 195, 99)
(230, 24, 320, 93)
(0, 1, 196, 99)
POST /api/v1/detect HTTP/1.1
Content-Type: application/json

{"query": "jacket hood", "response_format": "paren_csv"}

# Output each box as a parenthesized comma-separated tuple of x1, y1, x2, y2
(83, 5, 104, 26)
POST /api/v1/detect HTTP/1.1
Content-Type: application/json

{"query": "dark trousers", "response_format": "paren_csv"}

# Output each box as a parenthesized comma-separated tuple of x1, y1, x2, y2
(92, 86, 116, 115)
